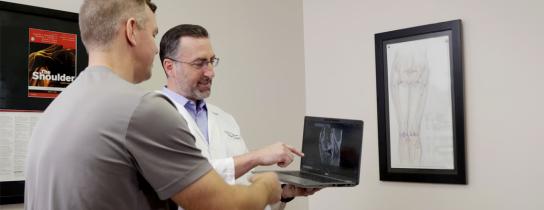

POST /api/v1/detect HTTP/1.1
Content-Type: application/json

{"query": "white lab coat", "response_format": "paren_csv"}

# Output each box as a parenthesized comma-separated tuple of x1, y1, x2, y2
(166, 97, 284, 210)
(172, 101, 251, 184)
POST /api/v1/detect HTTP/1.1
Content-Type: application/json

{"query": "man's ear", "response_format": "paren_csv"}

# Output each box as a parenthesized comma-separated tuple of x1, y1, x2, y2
(125, 18, 138, 46)
(163, 59, 174, 77)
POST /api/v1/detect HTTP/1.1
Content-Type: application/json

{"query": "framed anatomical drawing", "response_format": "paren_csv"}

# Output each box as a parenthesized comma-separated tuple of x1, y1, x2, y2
(374, 20, 466, 184)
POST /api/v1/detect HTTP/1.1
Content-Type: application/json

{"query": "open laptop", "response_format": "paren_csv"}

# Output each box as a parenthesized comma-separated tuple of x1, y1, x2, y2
(270, 116, 364, 188)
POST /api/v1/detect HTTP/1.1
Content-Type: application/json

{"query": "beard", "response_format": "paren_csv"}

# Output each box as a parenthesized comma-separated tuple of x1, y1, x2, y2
(192, 77, 212, 100)
(192, 89, 211, 100)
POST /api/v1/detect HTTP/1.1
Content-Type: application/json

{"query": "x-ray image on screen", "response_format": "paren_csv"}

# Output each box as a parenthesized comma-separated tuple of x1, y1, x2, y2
(318, 127, 343, 166)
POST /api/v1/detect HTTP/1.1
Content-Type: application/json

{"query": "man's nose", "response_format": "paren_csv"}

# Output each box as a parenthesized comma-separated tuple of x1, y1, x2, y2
(203, 65, 215, 78)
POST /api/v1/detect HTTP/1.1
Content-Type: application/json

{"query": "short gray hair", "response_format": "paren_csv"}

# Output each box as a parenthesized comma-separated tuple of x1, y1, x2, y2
(79, 0, 157, 50)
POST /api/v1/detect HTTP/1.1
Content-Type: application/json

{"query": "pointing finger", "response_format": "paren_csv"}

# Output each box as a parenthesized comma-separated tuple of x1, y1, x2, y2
(284, 144, 304, 157)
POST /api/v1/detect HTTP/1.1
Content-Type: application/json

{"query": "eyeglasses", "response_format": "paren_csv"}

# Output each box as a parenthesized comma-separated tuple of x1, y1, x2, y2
(165, 57, 220, 70)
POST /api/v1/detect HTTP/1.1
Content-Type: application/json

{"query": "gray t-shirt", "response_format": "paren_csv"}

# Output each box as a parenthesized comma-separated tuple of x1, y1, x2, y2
(25, 66, 212, 210)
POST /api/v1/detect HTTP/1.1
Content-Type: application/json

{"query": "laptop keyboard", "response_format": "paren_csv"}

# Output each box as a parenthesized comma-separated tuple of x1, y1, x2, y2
(280, 171, 341, 183)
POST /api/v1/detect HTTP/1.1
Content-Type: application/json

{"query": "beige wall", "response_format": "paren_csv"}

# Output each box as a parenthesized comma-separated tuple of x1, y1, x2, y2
(1, 0, 306, 210)
(9, 1, 544, 210)
(304, 0, 544, 209)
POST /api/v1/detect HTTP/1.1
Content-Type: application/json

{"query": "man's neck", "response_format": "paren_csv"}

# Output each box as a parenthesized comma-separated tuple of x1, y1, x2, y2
(87, 45, 136, 83)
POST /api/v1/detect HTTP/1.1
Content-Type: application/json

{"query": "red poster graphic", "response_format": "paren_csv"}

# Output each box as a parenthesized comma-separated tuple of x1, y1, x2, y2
(27, 28, 77, 98)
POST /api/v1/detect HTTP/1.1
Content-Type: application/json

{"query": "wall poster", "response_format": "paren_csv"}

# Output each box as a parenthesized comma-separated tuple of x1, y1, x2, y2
(374, 20, 466, 184)
(0, 1, 88, 204)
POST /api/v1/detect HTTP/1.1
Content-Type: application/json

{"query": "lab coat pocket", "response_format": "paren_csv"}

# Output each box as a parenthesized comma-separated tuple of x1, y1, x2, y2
(224, 130, 241, 140)
(223, 130, 247, 156)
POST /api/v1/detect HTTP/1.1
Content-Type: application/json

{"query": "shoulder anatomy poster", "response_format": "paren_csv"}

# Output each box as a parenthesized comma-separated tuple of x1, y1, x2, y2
(0, 3, 88, 202)
(27, 28, 77, 98)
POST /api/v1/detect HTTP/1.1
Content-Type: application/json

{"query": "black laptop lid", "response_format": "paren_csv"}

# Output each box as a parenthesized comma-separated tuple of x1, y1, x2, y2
(300, 116, 364, 183)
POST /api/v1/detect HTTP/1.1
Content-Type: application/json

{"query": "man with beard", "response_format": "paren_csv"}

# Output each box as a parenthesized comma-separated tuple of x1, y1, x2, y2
(159, 24, 320, 210)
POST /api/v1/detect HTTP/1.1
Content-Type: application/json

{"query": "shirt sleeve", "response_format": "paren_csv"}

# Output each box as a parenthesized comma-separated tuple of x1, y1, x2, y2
(210, 157, 236, 184)
(125, 92, 212, 200)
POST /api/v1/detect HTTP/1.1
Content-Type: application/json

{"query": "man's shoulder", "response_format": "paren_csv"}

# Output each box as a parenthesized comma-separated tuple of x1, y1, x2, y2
(207, 103, 233, 118)
(70, 66, 149, 99)
(206, 103, 222, 113)
(206, 103, 241, 127)
(135, 92, 179, 117)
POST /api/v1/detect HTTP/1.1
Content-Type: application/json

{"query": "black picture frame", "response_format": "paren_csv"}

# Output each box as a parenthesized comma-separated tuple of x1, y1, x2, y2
(0, 1, 87, 204)
(374, 20, 466, 184)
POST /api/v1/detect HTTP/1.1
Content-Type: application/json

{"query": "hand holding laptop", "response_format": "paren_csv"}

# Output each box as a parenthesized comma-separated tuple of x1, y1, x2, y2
(282, 184, 321, 197)
(249, 172, 282, 204)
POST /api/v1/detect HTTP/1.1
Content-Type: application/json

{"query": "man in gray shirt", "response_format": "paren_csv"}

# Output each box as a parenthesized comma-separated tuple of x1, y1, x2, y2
(24, 0, 281, 210)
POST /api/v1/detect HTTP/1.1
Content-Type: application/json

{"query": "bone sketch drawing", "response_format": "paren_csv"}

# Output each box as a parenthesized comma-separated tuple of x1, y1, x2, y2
(390, 48, 430, 166)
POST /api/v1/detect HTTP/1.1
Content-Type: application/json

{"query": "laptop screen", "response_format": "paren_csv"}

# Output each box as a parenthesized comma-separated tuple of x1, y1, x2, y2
(300, 116, 364, 182)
